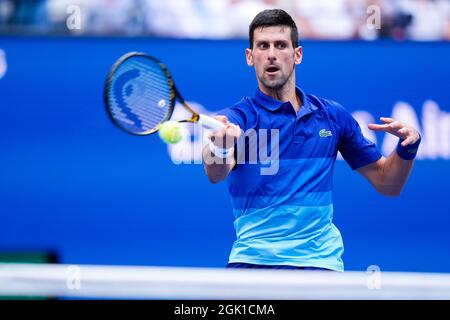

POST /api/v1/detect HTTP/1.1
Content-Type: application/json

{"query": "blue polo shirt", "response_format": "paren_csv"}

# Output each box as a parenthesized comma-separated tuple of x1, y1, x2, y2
(218, 87, 382, 272)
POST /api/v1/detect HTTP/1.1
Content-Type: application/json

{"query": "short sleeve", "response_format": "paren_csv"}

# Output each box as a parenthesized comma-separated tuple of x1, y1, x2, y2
(215, 98, 254, 131)
(335, 103, 382, 170)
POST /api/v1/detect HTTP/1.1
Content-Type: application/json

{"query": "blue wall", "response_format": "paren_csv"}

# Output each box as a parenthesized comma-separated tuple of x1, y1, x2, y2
(0, 37, 449, 272)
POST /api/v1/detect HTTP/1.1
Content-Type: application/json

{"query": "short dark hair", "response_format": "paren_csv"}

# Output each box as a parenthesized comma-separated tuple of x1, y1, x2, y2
(249, 9, 299, 49)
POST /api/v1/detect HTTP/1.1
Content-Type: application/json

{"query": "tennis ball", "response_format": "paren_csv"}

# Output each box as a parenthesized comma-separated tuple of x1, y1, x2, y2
(158, 121, 183, 144)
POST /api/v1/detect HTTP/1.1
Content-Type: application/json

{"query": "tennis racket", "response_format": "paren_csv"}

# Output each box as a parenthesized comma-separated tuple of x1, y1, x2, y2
(104, 52, 225, 135)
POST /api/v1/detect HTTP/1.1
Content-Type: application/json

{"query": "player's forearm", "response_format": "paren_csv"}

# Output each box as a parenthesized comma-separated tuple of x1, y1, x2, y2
(202, 145, 235, 184)
(377, 151, 414, 196)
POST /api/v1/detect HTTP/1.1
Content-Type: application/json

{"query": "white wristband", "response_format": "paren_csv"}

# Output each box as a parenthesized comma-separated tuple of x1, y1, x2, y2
(208, 139, 233, 159)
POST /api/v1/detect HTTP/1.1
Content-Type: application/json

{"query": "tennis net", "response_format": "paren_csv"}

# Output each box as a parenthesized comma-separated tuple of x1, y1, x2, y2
(1, 263, 449, 299)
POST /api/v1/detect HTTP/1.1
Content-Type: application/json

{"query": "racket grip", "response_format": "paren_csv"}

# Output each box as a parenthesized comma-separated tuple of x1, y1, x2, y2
(198, 114, 226, 130)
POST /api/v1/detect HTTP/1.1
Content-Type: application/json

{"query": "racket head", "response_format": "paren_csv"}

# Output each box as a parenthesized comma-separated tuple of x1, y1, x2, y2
(104, 52, 177, 135)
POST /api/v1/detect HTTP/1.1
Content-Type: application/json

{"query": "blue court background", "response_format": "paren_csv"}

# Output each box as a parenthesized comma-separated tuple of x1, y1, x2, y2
(0, 37, 449, 272)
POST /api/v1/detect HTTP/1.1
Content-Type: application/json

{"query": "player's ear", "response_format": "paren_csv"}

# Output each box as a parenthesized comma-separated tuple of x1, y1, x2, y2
(294, 46, 303, 65)
(246, 48, 254, 66)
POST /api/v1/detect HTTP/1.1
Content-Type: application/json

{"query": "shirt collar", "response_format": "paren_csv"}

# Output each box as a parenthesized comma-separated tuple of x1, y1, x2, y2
(254, 87, 318, 112)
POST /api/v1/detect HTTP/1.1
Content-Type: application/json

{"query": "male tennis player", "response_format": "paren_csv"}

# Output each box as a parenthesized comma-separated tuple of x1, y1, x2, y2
(202, 9, 421, 271)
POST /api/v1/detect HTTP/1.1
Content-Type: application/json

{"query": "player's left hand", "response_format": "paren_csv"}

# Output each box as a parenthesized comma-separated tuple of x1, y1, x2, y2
(368, 117, 420, 147)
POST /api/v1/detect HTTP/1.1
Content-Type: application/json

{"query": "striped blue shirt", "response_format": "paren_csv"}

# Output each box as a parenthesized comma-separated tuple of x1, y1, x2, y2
(219, 87, 382, 271)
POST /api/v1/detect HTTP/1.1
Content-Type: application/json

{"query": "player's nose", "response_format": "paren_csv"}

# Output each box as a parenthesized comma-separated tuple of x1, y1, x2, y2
(267, 45, 277, 62)
(267, 53, 277, 63)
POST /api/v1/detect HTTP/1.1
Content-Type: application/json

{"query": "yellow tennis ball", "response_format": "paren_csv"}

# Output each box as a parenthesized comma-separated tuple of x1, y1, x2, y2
(158, 121, 183, 144)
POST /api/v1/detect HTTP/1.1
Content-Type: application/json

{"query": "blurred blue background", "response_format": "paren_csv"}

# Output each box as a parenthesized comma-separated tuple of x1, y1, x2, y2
(0, 37, 449, 272)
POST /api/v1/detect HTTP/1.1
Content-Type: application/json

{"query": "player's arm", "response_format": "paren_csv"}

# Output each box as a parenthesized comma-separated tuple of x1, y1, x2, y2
(357, 117, 421, 196)
(202, 116, 241, 184)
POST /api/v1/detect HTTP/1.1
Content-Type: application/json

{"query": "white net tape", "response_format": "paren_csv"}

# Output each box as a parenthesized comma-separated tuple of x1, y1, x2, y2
(1, 263, 450, 300)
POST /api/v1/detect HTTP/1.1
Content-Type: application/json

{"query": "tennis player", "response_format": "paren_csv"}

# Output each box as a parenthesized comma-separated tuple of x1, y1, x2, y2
(202, 9, 421, 271)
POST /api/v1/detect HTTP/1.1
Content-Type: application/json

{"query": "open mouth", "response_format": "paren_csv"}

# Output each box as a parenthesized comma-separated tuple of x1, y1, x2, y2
(266, 66, 280, 74)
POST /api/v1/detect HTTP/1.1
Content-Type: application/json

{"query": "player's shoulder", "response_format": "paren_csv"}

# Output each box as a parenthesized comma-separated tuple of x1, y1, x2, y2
(306, 93, 352, 121)
(226, 96, 258, 118)
(218, 97, 256, 130)
(307, 93, 345, 113)
(232, 96, 256, 111)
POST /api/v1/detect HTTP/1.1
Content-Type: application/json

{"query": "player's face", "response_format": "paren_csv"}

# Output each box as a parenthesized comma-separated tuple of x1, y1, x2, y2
(246, 26, 302, 92)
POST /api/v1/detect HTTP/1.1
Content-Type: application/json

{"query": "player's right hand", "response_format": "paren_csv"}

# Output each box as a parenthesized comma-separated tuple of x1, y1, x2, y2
(208, 115, 241, 150)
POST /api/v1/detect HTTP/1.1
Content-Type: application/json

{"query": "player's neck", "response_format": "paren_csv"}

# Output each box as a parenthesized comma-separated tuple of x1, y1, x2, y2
(260, 82, 301, 112)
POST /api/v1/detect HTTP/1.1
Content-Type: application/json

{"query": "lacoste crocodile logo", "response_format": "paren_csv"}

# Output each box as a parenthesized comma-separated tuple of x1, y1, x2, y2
(319, 129, 333, 138)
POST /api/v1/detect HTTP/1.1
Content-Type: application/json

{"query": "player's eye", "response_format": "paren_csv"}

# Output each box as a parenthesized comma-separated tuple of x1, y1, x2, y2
(258, 42, 269, 49)
(276, 42, 287, 49)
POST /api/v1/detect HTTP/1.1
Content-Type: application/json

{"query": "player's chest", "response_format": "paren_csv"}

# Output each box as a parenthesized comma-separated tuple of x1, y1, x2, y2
(256, 110, 339, 158)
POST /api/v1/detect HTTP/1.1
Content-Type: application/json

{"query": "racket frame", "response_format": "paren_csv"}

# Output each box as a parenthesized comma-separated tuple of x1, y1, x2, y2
(104, 52, 200, 136)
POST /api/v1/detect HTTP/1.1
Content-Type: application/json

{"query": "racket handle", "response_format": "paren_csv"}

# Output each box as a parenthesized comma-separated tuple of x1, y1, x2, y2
(198, 114, 226, 130)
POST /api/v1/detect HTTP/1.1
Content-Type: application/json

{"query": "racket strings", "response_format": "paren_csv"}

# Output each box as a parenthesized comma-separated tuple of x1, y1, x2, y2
(116, 61, 171, 130)
(107, 56, 174, 134)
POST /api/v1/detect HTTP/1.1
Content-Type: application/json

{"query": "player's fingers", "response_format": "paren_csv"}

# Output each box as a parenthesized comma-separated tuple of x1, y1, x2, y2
(214, 127, 236, 149)
(398, 127, 409, 138)
(386, 122, 408, 139)
(226, 124, 241, 138)
(208, 127, 227, 142)
(401, 136, 414, 147)
(388, 121, 402, 128)
(368, 123, 388, 131)
(380, 117, 395, 124)
(214, 115, 229, 125)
